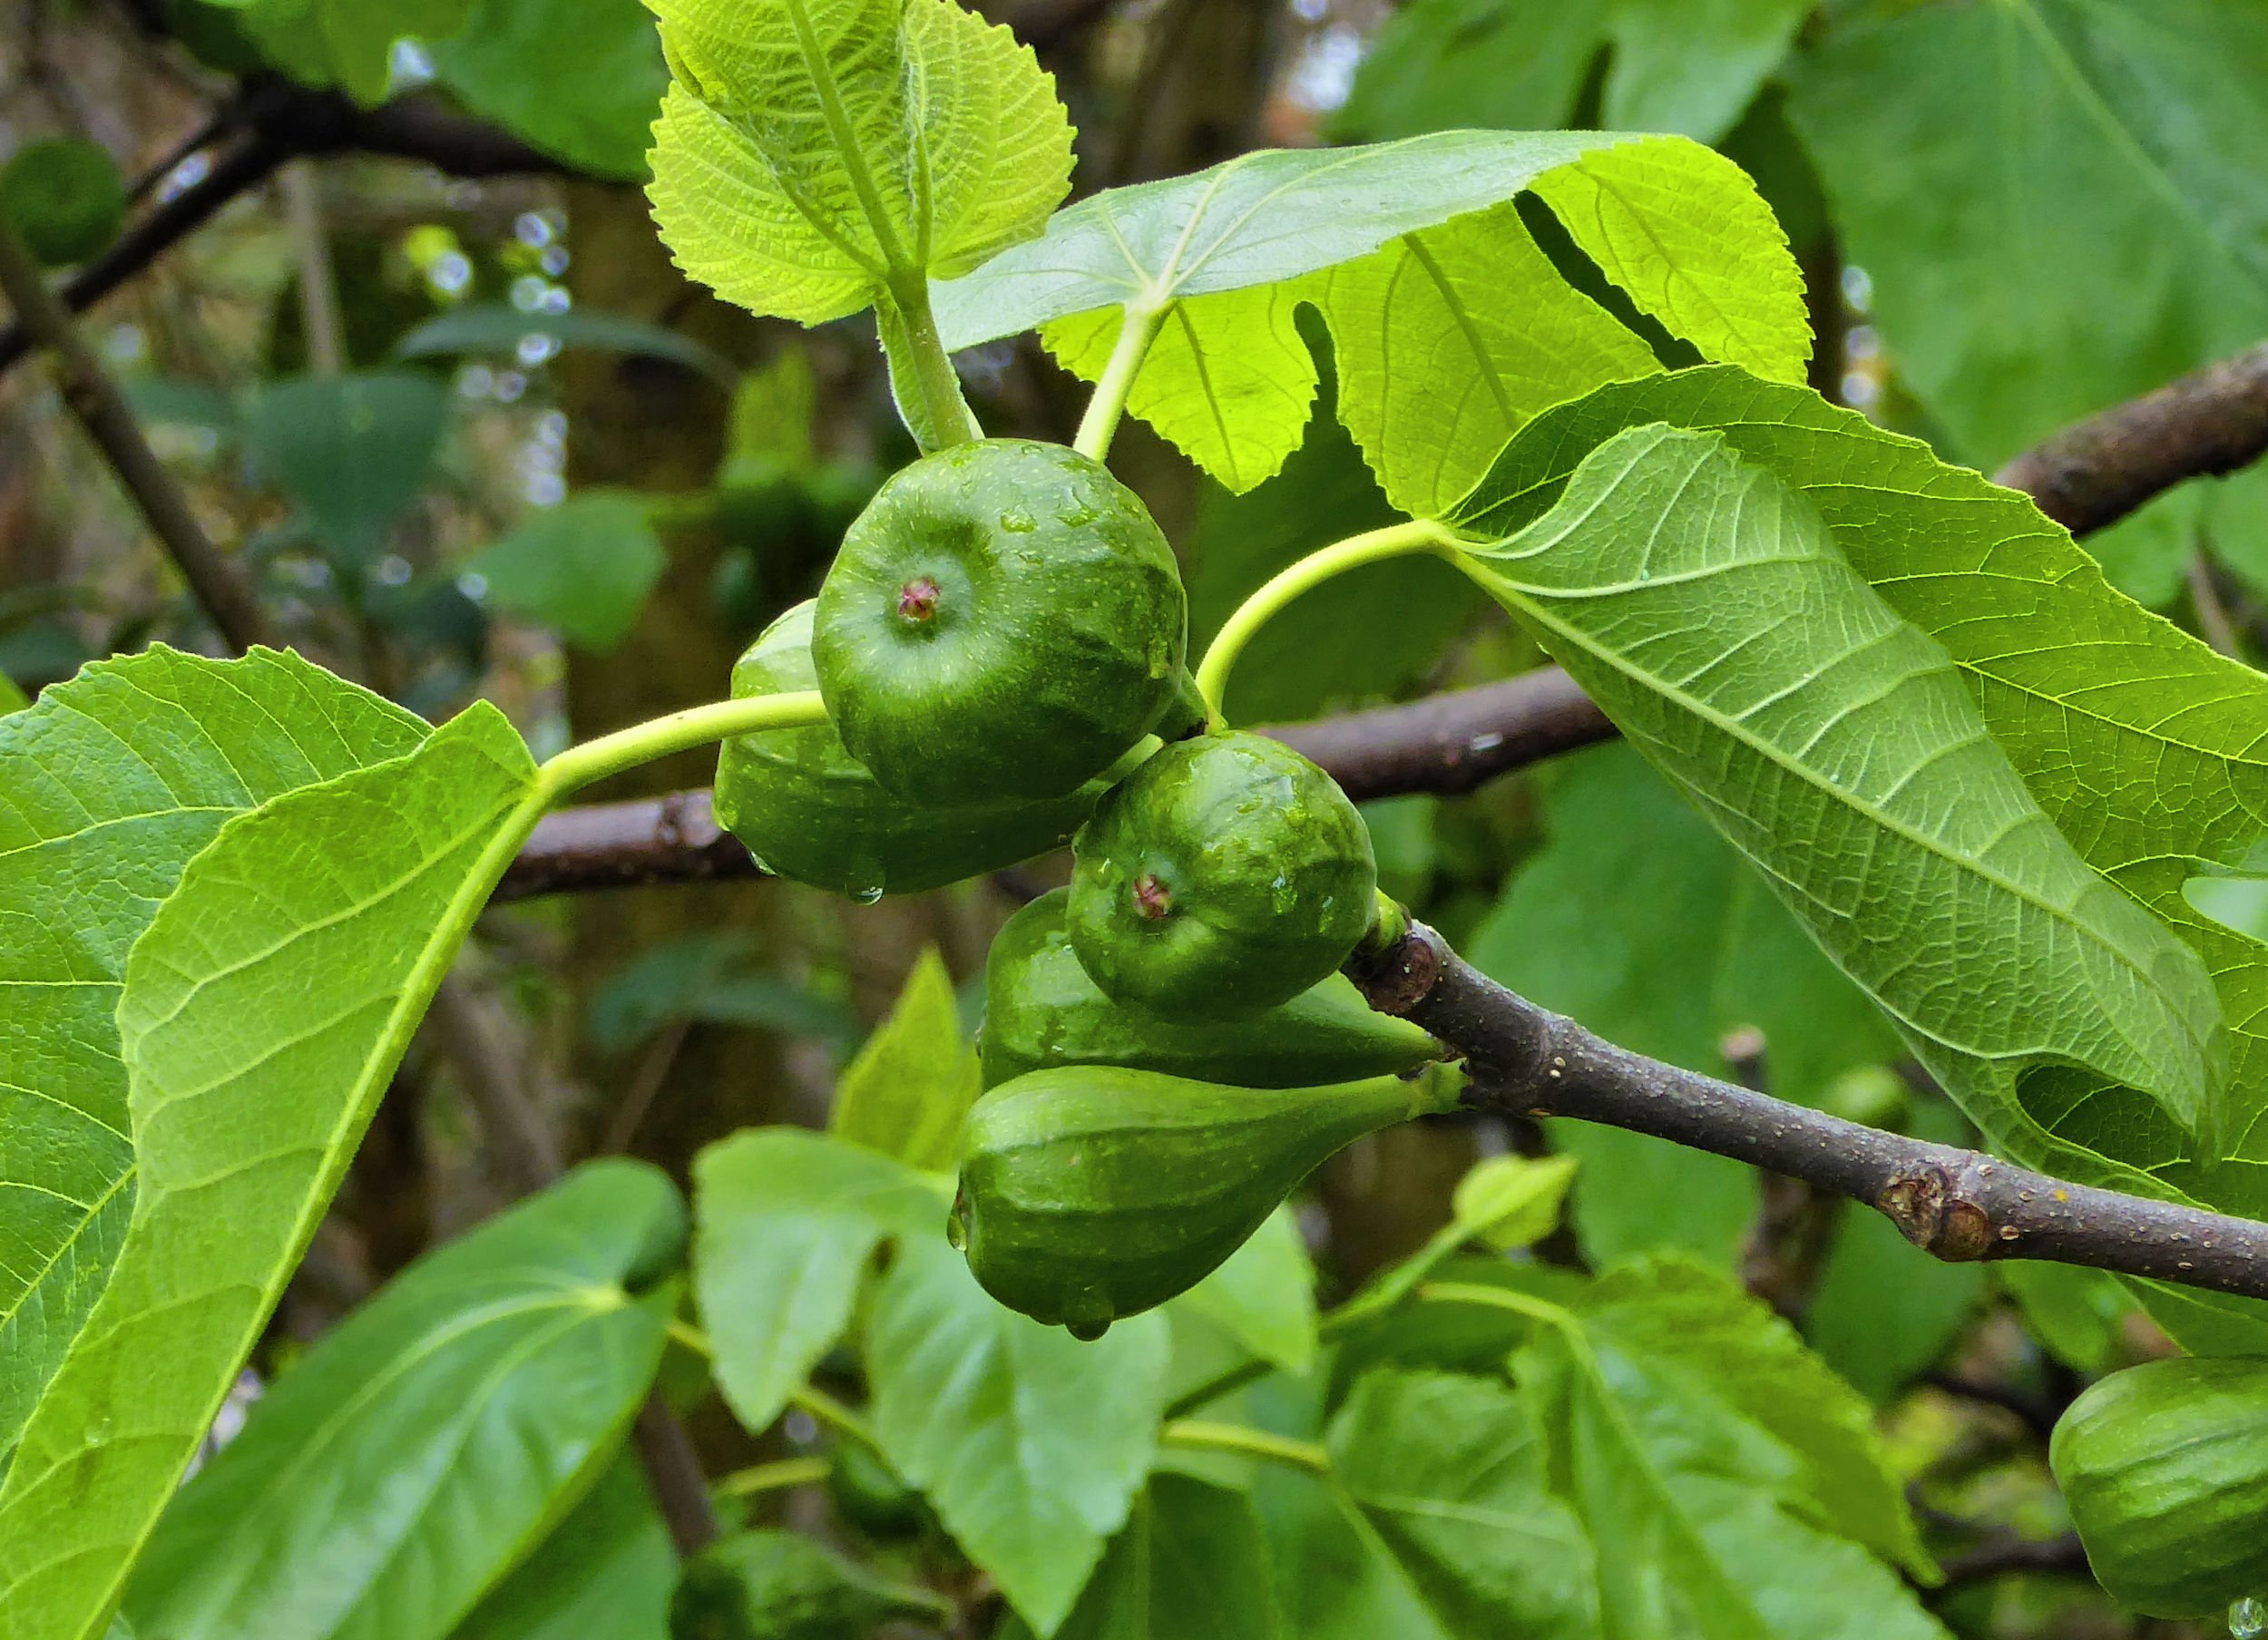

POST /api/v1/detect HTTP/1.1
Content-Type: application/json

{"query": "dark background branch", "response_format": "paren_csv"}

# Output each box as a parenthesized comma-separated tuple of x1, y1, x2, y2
(1996, 339, 2268, 535)
(1347, 923, 2268, 1306)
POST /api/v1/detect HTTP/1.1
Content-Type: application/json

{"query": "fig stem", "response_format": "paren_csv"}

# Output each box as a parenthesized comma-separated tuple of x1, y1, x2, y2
(537, 689, 831, 805)
(1074, 298, 1169, 463)
(1194, 519, 1470, 727)
(713, 1455, 833, 1499)
(881, 271, 984, 450)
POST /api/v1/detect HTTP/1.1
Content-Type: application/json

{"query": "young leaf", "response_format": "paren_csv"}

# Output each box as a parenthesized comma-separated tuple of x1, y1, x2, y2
(644, 0, 1071, 323)
(692, 1128, 940, 1435)
(1449, 1155, 1580, 1254)
(452, 1459, 674, 1640)
(0, 649, 426, 1464)
(866, 1234, 1170, 1636)
(1452, 422, 2225, 1156)
(934, 131, 1805, 493)
(122, 1163, 683, 1639)
(466, 490, 667, 653)
(829, 946, 981, 1170)
(1327, 1370, 1597, 1640)
(1000, 1473, 1281, 1640)
(0, 704, 540, 1640)
(1171, 1206, 1319, 1377)
(1456, 366, 2268, 1219)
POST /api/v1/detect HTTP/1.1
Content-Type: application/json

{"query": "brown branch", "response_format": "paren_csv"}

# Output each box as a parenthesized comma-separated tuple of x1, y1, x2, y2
(492, 672, 1620, 902)
(1931, 1531, 2091, 1590)
(1996, 339, 2268, 535)
(0, 215, 273, 651)
(1344, 922, 2268, 1305)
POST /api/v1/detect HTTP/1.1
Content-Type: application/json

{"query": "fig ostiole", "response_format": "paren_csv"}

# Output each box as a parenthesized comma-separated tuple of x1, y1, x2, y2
(1067, 730, 1378, 1020)
(952, 1061, 1463, 1339)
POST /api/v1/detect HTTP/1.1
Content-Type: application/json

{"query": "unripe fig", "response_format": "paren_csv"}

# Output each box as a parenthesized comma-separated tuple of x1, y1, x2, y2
(813, 439, 1188, 805)
(980, 889, 1442, 1088)
(2050, 1355, 2268, 1618)
(1067, 731, 1377, 1020)
(1, 138, 125, 268)
(714, 601, 1099, 898)
(952, 1062, 1462, 1338)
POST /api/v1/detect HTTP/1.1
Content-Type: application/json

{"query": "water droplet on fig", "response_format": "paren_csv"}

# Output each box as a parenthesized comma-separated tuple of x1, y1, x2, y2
(2230, 1596, 2266, 1638)
(944, 1197, 969, 1252)
(1064, 1313, 1111, 1342)
(999, 509, 1037, 533)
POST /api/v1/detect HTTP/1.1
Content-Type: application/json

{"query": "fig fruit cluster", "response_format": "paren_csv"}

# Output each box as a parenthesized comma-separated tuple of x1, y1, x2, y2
(711, 436, 1457, 1338)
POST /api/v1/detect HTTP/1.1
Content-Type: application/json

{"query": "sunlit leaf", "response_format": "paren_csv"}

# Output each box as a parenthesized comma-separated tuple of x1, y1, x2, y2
(0, 705, 539, 1640)
(0, 649, 425, 1466)
(829, 946, 980, 1172)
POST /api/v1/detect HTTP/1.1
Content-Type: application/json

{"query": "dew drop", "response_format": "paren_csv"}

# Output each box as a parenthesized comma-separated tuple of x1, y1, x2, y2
(999, 509, 1037, 533)
(851, 882, 885, 906)
(2231, 1596, 2266, 1638)
(1064, 1313, 1111, 1342)
(944, 1198, 969, 1252)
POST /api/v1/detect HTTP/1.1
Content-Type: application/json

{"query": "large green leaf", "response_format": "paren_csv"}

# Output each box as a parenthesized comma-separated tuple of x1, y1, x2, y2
(451, 1458, 673, 1640)
(122, 1162, 682, 1639)
(0, 649, 425, 1463)
(1788, 0, 2268, 471)
(827, 946, 980, 1172)
(1451, 415, 2225, 1160)
(431, 0, 666, 180)
(934, 131, 1806, 493)
(1328, 1371, 1596, 1640)
(1515, 1278, 1947, 1640)
(866, 1234, 1170, 1636)
(1453, 366, 2268, 1213)
(1337, 0, 1807, 145)
(1002, 1473, 1280, 1640)
(692, 1127, 940, 1437)
(1469, 744, 1902, 1268)
(0, 704, 539, 1640)
(645, 0, 1072, 324)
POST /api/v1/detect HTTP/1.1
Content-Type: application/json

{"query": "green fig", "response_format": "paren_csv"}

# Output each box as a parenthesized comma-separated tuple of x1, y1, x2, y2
(980, 889, 1443, 1088)
(714, 601, 1101, 898)
(2050, 1355, 2268, 1619)
(953, 1062, 1462, 1338)
(1, 138, 125, 268)
(1067, 731, 1377, 1020)
(670, 1530, 950, 1640)
(812, 439, 1188, 805)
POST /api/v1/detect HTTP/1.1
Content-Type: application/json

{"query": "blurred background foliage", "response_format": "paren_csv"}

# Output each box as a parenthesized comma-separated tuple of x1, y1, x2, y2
(6, 1, 2268, 1634)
